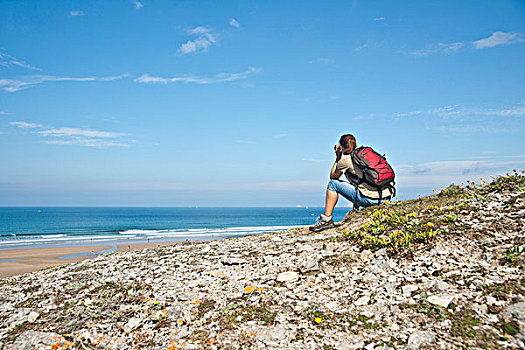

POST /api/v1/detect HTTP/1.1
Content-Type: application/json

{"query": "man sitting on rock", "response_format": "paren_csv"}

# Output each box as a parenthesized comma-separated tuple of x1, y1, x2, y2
(309, 134, 394, 232)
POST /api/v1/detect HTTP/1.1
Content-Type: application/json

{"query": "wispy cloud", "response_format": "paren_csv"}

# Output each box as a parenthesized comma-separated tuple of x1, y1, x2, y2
(394, 105, 461, 117)
(302, 158, 329, 163)
(37, 127, 123, 139)
(133, 1, 143, 9)
(373, 17, 385, 21)
(69, 10, 84, 17)
(0, 50, 39, 71)
(396, 156, 525, 190)
(409, 42, 464, 56)
(273, 133, 287, 139)
(394, 104, 525, 119)
(0, 73, 130, 92)
(235, 139, 254, 144)
(473, 31, 524, 49)
(353, 43, 369, 53)
(134, 67, 260, 85)
(353, 41, 382, 53)
(229, 18, 240, 28)
(177, 26, 218, 54)
(404, 159, 525, 176)
(9, 121, 43, 129)
(309, 58, 331, 64)
(9, 121, 129, 148)
(409, 32, 524, 57)
(86, 180, 325, 192)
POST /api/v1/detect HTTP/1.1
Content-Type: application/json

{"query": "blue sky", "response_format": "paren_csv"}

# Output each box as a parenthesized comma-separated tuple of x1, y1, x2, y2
(1, 0, 524, 206)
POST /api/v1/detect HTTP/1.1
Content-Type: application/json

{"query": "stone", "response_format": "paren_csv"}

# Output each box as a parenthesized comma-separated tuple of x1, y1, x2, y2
(354, 296, 370, 306)
(211, 270, 227, 279)
(27, 311, 39, 323)
(11, 331, 70, 350)
(427, 294, 455, 308)
(124, 317, 142, 333)
(276, 271, 299, 283)
(326, 301, 339, 312)
(407, 330, 436, 349)
(335, 341, 351, 350)
(221, 258, 248, 265)
(364, 342, 375, 350)
(402, 285, 418, 296)
(502, 302, 525, 323)
(374, 248, 387, 257)
(428, 280, 450, 292)
(300, 257, 320, 273)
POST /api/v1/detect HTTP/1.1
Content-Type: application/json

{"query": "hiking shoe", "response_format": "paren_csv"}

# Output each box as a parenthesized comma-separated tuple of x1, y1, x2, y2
(309, 216, 335, 232)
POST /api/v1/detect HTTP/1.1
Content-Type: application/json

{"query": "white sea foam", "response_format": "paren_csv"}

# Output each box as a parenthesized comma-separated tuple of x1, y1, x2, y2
(119, 225, 296, 237)
(0, 225, 298, 248)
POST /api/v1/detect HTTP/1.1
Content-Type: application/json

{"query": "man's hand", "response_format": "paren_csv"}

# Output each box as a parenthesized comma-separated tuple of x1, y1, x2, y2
(334, 144, 342, 161)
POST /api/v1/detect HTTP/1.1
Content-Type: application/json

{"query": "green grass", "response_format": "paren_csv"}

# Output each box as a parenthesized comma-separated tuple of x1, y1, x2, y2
(338, 171, 525, 255)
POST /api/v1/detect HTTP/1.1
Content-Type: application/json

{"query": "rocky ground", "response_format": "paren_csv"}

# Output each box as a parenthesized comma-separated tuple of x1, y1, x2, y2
(0, 172, 524, 350)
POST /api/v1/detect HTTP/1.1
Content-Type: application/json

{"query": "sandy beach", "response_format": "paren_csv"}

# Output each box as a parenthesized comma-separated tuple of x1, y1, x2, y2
(0, 242, 182, 278)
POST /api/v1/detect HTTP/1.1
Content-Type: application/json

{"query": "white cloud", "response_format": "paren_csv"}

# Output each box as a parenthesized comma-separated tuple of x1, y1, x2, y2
(0, 50, 39, 71)
(133, 1, 143, 9)
(177, 26, 218, 54)
(42, 139, 129, 148)
(394, 104, 525, 119)
(0, 73, 130, 92)
(473, 31, 524, 49)
(396, 156, 525, 190)
(69, 11, 84, 17)
(373, 17, 385, 21)
(36, 127, 124, 139)
(134, 67, 260, 85)
(394, 105, 460, 117)
(86, 180, 324, 192)
(310, 58, 330, 64)
(9, 121, 43, 129)
(409, 42, 464, 56)
(302, 158, 329, 163)
(481, 106, 525, 117)
(229, 18, 240, 28)
(235, 139, 254, 144)
(9, 121, 129, 148)
(353, 43, 369, 53)
(410, 159, 525, 176)
(273, 133, 287, 139)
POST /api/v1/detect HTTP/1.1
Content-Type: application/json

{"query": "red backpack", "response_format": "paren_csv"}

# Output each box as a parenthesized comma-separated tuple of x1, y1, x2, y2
(350, 146, 396, 198)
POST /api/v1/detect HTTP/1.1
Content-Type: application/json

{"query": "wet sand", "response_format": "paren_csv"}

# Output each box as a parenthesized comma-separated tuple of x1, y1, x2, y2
(0, 242, 182, 278)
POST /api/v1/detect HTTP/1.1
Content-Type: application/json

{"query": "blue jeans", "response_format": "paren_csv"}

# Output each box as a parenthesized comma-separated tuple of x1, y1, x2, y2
(327, 179, 382, 208)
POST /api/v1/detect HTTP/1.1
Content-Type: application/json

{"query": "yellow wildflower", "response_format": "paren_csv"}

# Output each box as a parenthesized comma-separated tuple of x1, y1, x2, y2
(315, 317, 322, 324)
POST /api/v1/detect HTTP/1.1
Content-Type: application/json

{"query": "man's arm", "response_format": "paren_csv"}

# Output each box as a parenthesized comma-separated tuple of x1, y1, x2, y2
(330, 162, 343, 179)
(330, 144, 343, 179)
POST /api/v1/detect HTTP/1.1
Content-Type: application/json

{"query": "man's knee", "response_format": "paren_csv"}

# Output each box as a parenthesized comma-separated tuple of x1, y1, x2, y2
(327, 179, 339, 193)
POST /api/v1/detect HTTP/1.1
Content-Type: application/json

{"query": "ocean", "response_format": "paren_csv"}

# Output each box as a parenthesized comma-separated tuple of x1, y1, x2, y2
(0, 207, 350, 250)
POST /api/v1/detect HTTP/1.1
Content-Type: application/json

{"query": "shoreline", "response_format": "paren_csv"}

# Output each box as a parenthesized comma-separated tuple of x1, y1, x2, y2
(0, 241, 190, 278)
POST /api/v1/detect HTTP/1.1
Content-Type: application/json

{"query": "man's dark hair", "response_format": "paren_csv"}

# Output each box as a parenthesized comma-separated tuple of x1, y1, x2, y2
(339, 134, 356, 153)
